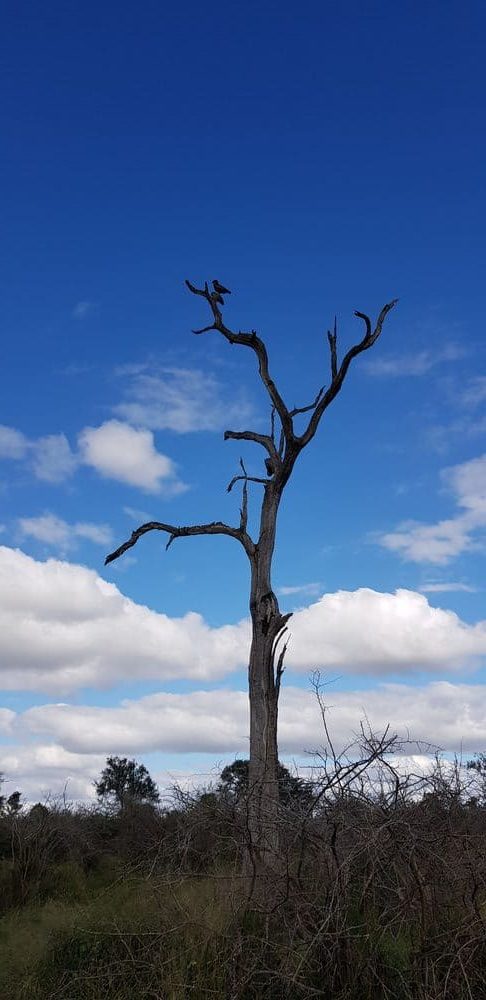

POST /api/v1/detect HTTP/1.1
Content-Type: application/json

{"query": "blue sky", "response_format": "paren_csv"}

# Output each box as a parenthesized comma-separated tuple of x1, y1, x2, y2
(1, 0, 486, 801)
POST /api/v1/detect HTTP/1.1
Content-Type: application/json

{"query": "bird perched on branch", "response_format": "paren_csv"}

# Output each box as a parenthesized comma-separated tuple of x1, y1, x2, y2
(213, 279, 231, 296)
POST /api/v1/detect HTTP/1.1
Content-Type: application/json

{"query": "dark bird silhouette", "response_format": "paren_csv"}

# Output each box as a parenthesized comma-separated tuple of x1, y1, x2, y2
(211, 290, 224, 306)
(213, 279, 231, 296)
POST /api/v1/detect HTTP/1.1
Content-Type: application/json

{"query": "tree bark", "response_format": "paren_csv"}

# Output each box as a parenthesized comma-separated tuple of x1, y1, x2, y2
(245, 481, 292, 880)
(105, 280, 397, 898)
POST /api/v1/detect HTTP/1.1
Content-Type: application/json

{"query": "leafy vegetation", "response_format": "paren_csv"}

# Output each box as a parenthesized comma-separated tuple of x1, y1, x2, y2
(1, 753, 486, 998)
(94, 756, 160, 809)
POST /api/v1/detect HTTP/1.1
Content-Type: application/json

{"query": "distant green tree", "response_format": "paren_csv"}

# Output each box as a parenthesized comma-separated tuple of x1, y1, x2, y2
(94, 756, 160, 810)
(0, 774, 22, 816)
(29, 802, 49, 820)
(5, 791, 22, 815)
(219, 758, 315, 813)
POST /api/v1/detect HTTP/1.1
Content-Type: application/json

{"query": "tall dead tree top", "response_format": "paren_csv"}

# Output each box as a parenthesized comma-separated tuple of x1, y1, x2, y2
(105, 280, 397, 566)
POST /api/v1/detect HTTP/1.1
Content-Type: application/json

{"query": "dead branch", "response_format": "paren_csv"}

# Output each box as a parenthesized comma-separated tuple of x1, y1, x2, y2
(227, 474, 270, 493)
(297, 299, 398, 448)
(327, 317, 337, 380)
(224, 429, 279, 463)
(273, 626, 290, 698)
(186, 278, 294, 442)
(290, 386, 325, 418)
(105, 518, 255, 565)
(240, 478, 248, 533)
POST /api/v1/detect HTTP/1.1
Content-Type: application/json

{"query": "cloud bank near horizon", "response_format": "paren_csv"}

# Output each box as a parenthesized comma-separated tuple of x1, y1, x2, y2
(2, 681, 485, 801)
(1, 546, 486, 693)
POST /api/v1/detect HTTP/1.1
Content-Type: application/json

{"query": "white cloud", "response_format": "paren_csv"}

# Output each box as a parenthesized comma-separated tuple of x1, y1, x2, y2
(0, 426, 76, 484)
(277, 582, 321, 597)
(1, 547, 486, 695)
(419, 582, 478, 594)
(15, 680, 486, 760)
(73, 522, 113, 546)
(18, 514, 112, 553)
(0, 546, 250, 692)
(443, 454, 486, 517)
(0, 743, 104, 802)
(18, 514, 72, 548)
(22, 691, 249, 755)
(32, 433, 78, 483)
(0, 417, 182, 493)
(364, 343, 465, 377)
(0, 425, 29, 459)
(114, 366, 254, 434)
(0, 741, 471, 807)
(378, 516, 475, 565)
(78, 420, 187, 494)
(280, 681, 486, 756)
(377, 453, 486, 564)
(287, 587, 486, 674)
(0, 708, 16, 734)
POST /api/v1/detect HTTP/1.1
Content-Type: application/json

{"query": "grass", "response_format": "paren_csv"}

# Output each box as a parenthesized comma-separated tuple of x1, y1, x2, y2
(1, 863, 485, 999)
(0, 870, 419, 999)
(0, 863, 243, 1000)
(2, 787, 486, 999)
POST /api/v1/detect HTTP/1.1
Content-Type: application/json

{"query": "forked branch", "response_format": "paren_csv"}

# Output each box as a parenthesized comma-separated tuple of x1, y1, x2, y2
(227, 456, 271, 494)
(105, 288, 397, 572)
(298, 299, 398, 448)
(290, 385, 325, 418)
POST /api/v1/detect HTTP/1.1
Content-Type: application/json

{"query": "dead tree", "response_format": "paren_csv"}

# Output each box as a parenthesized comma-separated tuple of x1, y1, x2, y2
(105, 279, 397, 873)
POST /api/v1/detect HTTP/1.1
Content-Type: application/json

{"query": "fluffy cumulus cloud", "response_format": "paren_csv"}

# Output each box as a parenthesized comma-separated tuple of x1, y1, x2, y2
(78, 420, 187, 494)
(0, 546, 250, 692)
(0, 419, 184, 494)
(114, 366, 254, 434)
(287, 587, 486, 673)
(378, 453, 486, 564)
(1, 547, 486, 695)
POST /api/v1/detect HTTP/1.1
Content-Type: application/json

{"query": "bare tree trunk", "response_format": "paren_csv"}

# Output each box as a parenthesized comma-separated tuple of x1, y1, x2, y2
(245, 484, 291, 878)
(105, 279, 397, 896)
(248, 624, 280, 861)
(247, 572, 281, 863)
